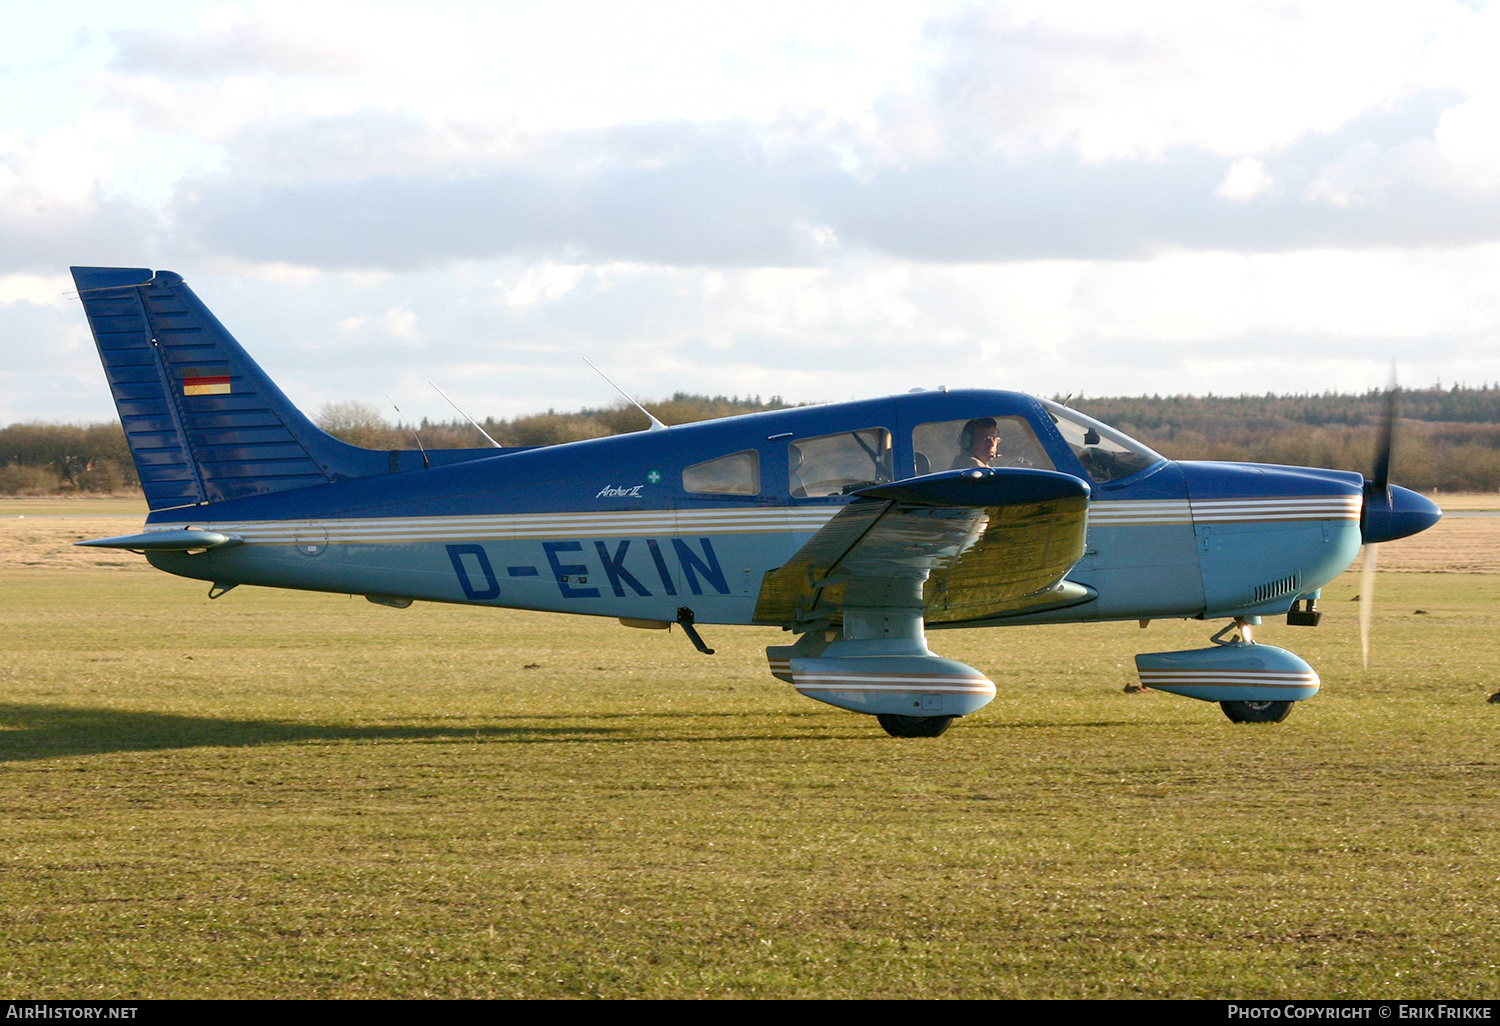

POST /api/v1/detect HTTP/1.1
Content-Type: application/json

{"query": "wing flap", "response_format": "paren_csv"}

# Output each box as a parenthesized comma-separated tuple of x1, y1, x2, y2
(753, 467, 1090, 630)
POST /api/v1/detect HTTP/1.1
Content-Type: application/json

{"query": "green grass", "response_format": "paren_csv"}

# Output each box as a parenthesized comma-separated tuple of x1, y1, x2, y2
(0, 497, 145, 517)
(1, 568, 1497, 998)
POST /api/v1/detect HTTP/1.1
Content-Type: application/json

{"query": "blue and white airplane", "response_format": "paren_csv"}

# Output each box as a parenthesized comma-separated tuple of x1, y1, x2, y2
(71, 266, 1442, 737)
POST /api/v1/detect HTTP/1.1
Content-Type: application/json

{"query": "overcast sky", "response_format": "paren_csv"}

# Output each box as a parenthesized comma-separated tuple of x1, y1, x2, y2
(6, 0, 1500, 426)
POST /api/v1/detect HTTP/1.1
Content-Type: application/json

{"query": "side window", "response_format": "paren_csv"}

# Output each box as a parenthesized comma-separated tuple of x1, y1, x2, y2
(789, 428, 891, 497)
(914, 416, 1054, 475)
(683, 450, 760, 495)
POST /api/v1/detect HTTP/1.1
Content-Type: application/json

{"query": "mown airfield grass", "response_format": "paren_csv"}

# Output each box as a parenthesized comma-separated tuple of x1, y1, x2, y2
(1, 505, 1497, 998)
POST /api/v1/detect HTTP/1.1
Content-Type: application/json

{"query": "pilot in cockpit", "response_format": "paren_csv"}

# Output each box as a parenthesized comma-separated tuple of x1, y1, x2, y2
(951, 418, 1000, 470)
(949, 416, 1041, 471)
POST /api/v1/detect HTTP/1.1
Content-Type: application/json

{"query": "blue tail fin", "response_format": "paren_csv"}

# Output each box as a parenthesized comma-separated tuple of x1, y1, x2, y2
(72, 266, 394, 511)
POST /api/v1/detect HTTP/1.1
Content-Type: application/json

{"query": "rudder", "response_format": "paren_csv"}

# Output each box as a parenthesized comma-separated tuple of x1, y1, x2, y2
(72, 266, 391, 511)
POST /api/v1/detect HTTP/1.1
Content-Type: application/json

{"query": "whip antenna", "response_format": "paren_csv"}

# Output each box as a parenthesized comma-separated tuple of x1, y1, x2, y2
(429, 381, 502, 448)
(388, 396, 429, 469)
(583, 357, 667, 431)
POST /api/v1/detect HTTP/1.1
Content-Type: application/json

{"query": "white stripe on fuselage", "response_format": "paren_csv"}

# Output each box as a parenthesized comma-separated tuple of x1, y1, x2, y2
(1088, 495, 1359, 527)
(144, 494, 1362, 544)
(147, 507, 840, 544)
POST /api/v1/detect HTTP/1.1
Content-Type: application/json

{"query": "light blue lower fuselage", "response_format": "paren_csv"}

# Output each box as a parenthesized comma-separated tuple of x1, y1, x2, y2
(143, 453, 1367, 630)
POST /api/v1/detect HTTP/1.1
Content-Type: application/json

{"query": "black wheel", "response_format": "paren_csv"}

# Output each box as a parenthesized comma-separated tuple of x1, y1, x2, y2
(1220, 700, 1294, 723)
(877, 714, 955, 738)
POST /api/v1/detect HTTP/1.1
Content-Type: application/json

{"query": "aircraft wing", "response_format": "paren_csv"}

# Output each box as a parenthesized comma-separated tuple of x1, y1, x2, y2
(753, 467, 1092, 631)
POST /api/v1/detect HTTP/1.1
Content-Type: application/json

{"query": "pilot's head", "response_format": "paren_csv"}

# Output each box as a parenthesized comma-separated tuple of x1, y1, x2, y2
(959, 418, 999, 462)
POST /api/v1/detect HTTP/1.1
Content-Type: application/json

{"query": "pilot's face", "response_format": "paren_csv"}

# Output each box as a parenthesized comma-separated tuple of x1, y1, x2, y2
(971, 424, 999, 460)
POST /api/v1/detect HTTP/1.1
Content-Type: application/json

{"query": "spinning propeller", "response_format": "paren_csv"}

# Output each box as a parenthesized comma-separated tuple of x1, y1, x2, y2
(1357, 382, 1441, 667)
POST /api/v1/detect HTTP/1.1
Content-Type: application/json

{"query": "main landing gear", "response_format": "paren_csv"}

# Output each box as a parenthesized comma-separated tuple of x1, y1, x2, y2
(765, 578, 997, 741)
(1219, 699, 1294, 723)
(876, 714, 955, 738)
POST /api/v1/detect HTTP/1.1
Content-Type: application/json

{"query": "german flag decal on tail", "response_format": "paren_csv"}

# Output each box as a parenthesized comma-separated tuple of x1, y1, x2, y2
(181, 366, 231, 396)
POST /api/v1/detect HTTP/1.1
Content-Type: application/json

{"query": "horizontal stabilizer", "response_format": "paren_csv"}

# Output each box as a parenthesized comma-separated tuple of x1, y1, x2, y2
(76, 529, 243, 551)
(754, 467, 1091, 630)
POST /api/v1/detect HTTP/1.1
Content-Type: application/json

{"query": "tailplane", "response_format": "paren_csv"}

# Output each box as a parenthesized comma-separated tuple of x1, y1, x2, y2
(71, 267, 393, 511)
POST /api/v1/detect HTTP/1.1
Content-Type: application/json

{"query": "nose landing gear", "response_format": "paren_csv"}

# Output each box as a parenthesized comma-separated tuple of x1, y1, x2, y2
(1135, 615, 1320, 724)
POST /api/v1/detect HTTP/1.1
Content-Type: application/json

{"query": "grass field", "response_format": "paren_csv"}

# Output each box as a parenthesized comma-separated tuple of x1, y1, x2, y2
(1, 505, 1497, 998)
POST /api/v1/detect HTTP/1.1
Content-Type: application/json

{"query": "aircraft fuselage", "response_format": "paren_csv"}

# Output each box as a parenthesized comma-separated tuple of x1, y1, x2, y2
(140, 388, 1377, 630)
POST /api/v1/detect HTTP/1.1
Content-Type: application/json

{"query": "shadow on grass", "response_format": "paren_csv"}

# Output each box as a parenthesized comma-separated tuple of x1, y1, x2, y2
(0, 703, 637, 761)
(0, 705, 857, 760)
(0, 704, 1160, 760)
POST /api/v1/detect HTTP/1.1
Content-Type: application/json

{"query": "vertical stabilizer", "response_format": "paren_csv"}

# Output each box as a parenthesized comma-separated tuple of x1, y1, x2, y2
(71, 267, 391, 511)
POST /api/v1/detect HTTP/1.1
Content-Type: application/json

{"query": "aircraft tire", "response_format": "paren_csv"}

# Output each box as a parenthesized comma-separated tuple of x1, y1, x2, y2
(876, 714, 955, 738)
(1219, 700, 1294, 724)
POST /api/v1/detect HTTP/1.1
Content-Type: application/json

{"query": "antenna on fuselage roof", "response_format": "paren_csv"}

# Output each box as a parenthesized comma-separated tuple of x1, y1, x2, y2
(387, 396, 430, 469)
(582, 357, 667, 431)
(429, 380, 503, 448)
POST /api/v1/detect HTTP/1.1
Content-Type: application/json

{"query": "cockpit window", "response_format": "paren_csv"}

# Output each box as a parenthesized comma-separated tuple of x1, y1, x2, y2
(683, 450, 760, 495)
(790, 428, 892, 497)
(914, 416, 1054, 476)
(1038, 399, 1163, 484)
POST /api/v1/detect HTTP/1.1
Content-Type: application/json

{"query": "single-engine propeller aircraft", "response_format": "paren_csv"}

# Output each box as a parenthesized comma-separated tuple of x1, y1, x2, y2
(70, 266, 1443, 737)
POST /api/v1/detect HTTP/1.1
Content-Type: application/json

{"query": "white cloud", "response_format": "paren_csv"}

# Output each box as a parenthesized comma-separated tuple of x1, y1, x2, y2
(11, 0, 1500, 421)
(922, 0, 1457, 162)
(15, 242, 1500, 426)
(1070, 247, 1499, 345)
(0, 117, 126, 211)
(99, 71, 277, 143)
(1433, 96, 1500, 190)
(1216, 158, 1273, 201)
(108, 0, 424, 80)
(499, 263, 586, 307)
(381, 305, 420, 343)
(0, 274, 73, 306)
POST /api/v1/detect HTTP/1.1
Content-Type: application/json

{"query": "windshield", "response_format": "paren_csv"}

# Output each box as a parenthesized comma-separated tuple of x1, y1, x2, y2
(1037, 398, 1164, 485)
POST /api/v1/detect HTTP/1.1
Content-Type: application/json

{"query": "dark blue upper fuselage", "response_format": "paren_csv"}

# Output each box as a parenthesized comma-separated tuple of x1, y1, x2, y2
(146, 389, 1087, 523)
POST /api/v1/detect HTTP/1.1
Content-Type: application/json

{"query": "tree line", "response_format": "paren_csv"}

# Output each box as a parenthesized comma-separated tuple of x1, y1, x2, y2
(315, 393, 794, 450)
(1070, 386, 1500, 492)
(5, 386, 1499, 495)
(0, 393, 792, 496)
